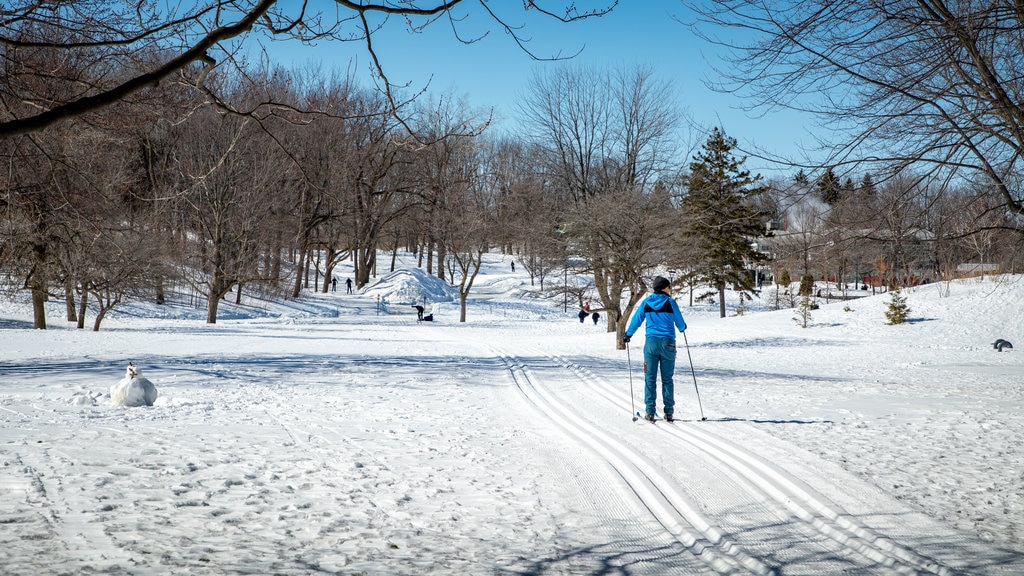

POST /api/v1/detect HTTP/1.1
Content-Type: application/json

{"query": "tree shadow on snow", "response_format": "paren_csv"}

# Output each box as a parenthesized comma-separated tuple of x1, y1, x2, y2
(0, 352, 506, 390)
(511, 508, 1024, 575)
(706, 416, 834, 425)
(695, 336, 847, 349)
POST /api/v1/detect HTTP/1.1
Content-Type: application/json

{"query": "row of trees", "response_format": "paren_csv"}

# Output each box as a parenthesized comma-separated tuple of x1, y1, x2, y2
(4, 49, 1020, 338)
(762, 168, 1022, 301)
(1, 36, 771, 342)
(4, 1, 1023, 341)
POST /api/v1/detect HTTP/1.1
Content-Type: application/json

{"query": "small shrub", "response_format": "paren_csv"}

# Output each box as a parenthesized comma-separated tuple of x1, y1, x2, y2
(778, 269, 792, 288)
(793, 294, 813, 328)
(885, 289, 910, 325)
(799, 274, 815, 296)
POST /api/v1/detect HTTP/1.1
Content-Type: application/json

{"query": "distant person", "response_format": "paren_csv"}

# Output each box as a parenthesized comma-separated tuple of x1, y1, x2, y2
(592, 311, 600, 325)
(511, 261, 515, 272)
(624, 276, 688, 423)
(578, 309, 588, 323)
(331, 277, 337, 292)
(346, 278, 353, 294)
(413, 305, 425, 321)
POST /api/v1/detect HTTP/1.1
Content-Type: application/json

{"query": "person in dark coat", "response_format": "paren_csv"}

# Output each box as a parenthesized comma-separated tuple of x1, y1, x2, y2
(578, 309, 588, 323)
(592, 311, 600, 325)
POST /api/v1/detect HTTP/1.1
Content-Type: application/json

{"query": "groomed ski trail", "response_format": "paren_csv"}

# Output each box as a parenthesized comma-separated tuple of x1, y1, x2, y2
(494, 346, 772, 575)
(493, 343, 976, 575)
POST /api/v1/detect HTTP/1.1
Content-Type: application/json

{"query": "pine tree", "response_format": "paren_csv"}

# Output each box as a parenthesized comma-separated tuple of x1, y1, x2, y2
(860, 173, 877, 196)
(682, 127, 769, 318)
(885, 288, 911, 324)
(794, 294, 813, 328)
(799, 274, 815, 296)
(817, 167, 842, 205)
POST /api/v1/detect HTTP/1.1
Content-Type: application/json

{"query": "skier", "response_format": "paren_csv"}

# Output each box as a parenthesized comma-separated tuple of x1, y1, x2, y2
(346, 278, 353, 294)
(577, 309, 588, 323)
(591, 311, 600, 325)
(623, 276, 687, 422)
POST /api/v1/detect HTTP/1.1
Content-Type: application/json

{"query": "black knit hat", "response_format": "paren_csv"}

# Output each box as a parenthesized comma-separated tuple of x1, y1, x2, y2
(652, 276, 671, 292)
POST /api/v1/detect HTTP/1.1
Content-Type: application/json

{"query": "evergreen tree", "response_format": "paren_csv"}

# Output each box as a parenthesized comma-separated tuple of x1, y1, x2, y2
(885, 288, 911, 324)
(794, 294, 813, 328)
(682, 127, 769, 318)
(799, 274, 815, 296)
(817, 167, 842, 205)
(860, 173, 877, 196)
(841, 177, 855, 196)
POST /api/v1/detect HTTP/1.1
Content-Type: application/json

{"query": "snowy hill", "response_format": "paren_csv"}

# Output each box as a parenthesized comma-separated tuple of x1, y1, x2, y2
(0, 253, 1022, 574)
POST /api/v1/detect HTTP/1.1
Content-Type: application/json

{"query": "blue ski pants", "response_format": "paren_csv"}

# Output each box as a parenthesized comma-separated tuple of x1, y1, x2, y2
(643, 336, 676, 416)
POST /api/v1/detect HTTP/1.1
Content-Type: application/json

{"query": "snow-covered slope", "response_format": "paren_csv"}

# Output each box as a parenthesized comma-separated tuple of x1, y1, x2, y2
(1, 255, 1021, 574)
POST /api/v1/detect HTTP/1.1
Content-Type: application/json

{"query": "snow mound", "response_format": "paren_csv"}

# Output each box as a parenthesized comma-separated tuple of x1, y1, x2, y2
(110, 363, 158, 407)
(365, 267, 458, 306)
(68, 391, 100, 406)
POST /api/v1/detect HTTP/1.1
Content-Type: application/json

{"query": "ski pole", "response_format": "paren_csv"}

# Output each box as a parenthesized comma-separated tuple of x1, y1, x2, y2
(682, 331, 707, 421)
(626, 340, 638, 421)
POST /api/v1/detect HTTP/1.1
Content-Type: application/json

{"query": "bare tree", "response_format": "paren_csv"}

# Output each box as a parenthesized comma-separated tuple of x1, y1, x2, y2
(1, 1, 615, 138)
(175, 101, 282, 323)
(522, 64, 681, 347)
(486, 138, 563, 289)
(688, 0, 1024, 222)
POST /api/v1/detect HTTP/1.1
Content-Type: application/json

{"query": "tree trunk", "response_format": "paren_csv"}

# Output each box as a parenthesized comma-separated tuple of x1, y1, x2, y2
(291, 242, 307, 298)
(718, 283, 727, 318)
(206, 288, 221, 324)
(31, 282, 47, 330)
(77, 285, 89, 330)
(65, 281, 78, 322)
(435, 243, 446, 282)
(155, 275, 165, 305)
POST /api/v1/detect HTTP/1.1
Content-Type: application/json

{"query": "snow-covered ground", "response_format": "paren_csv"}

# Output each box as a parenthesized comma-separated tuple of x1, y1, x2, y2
(1, 254, 1022, 575)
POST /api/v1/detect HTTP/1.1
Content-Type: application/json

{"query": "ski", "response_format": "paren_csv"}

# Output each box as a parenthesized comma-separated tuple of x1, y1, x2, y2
(636, 411, 658, 423)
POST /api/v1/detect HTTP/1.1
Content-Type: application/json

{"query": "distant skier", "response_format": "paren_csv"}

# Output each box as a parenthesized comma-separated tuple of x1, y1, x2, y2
(578, 309, 588, 323)
(511, 261, 515, 272)
(592, 311, 600, 325)
(623, 276, 688, 423)
(346, 278, 353, 294)
(331, 277, 337, 292)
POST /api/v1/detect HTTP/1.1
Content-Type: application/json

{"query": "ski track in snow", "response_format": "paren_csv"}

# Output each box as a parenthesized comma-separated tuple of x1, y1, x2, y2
(486, 339, 1024, 575)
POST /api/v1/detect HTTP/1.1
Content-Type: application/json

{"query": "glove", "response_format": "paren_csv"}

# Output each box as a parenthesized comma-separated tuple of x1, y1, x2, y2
(623, 335, 631, 343)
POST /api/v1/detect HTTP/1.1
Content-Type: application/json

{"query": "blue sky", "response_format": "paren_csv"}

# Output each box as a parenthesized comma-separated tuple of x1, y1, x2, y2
(262, 2, 818, 179)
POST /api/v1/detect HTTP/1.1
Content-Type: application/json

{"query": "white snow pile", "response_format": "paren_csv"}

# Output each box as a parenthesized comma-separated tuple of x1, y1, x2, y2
(364, 266, 459, 307)
(0, 253, 1022, 575)
(109, 362, 158, 407)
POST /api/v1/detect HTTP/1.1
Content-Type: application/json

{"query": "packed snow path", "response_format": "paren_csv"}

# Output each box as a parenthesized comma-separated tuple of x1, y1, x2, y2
(2, 270, 1023, 574)
(493, 342, 992, 574)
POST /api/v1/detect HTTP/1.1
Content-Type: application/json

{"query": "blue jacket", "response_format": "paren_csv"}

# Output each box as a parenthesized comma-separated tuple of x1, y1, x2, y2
(625, 292, 687, 339)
